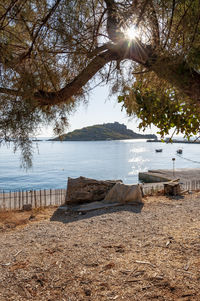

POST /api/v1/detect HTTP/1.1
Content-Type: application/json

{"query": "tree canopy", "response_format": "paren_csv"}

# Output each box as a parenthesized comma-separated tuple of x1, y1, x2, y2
(1, 0, 200, 166)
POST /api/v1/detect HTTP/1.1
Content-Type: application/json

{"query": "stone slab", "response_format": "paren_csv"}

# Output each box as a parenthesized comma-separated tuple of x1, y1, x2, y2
(59, 200, 139, 213)
(139, 168, 200, 183)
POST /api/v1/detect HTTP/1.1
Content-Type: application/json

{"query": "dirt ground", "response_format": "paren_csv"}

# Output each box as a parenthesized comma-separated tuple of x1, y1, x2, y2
(0, 193, 199, 301)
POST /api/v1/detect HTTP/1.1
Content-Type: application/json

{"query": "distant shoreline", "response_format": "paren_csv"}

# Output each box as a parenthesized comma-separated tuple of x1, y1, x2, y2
(49, 137, 152, 142)
(147, 139, 200, 144)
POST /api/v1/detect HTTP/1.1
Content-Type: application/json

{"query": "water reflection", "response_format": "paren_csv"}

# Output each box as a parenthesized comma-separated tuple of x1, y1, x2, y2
(0, 139, 200, 190)
(128, 157, 149, 163)
(130, 147, 146, 153)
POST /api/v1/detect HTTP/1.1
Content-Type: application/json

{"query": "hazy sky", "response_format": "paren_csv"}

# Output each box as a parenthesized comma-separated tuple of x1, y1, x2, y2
(37, 85, 159, 137)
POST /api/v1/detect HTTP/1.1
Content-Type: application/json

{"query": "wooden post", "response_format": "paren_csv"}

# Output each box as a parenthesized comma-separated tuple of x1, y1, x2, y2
(0, 191, 1, 210)
(22, 190, 24, 208)
(14, 192, 16, 210)
(44, 189, 47, 207)
(19, 190, 21, 210)
(21, 190, 24, 208)
(40, 189, 42, 207)
(30, 190, 33, 207)
(17, 191, 19, 210)
(164, 182, 181, 196)
(3, 190, 5, 210)
(9, 191, 12, 210)
(50, 189, 52, 206)
(34, 190, 37, 208)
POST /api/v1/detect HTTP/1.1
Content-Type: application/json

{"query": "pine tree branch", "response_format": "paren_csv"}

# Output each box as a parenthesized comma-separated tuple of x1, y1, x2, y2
(0, 49, 118, 106)
(1, 38, 200, 106)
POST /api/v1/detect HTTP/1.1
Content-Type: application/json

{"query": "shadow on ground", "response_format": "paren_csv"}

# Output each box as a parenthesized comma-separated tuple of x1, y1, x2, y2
(166, 195, 185, 201)
(50, 202, 144, 224)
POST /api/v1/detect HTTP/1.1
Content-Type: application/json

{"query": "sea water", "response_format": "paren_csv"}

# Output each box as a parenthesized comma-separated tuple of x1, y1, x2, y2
(0, 139, 200, 191)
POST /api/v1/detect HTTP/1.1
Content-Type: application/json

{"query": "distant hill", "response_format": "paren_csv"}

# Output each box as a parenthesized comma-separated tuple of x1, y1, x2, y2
(50, 122, 157, 141)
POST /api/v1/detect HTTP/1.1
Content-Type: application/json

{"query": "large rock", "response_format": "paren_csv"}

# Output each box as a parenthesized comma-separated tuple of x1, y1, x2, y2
(66, 176, 122, 204)
(104, 183, 143, 204)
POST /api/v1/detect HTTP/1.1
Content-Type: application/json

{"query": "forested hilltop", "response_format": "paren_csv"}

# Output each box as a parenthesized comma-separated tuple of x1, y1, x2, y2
(50, 122, 157, 141)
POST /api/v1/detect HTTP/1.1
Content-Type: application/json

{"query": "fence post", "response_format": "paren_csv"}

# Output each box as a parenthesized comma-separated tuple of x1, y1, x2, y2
(50, 189, 52, 206)
(15, 192, 17, 210)
(3, 190, 5, 210)
(22, 190, 24, 208)
(40, 190, 42, 207)
(44, 189, 47, 207)
(34, 190, 37, 208)
(19, 190, 21, 210)
(31, 190, 33, 207)
(9, 191, 11, 210)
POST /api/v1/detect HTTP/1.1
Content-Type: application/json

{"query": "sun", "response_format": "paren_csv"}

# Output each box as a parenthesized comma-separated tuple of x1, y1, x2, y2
(124, 25, 138, 40)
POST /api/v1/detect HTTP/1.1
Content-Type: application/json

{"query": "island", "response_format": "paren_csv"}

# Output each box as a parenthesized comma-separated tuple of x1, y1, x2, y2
(49, 122, 157, 141)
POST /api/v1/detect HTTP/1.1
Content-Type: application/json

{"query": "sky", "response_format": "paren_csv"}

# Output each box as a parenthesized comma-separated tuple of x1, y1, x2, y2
(37, 85, 159, 137)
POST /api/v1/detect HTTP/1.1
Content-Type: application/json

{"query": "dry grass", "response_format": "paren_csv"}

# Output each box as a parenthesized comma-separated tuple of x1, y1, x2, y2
(0, 207, 56, 231)
(0, 211, 29, 229)
(0, 193, 200, 300)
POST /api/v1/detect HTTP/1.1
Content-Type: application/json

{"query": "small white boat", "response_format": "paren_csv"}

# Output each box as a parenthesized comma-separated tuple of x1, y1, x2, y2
(177, 149, 183, 154)
(155, 149, 163, 153)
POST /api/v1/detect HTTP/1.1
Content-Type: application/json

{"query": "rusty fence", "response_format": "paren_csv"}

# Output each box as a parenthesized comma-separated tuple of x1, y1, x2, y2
(0, 189, 66, 211)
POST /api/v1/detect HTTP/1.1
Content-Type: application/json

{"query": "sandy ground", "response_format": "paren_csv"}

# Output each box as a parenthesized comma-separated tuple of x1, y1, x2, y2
(0, 193, 199, 301)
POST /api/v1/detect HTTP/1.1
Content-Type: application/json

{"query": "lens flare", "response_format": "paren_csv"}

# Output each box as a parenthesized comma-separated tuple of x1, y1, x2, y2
(125, 25, 138, 40)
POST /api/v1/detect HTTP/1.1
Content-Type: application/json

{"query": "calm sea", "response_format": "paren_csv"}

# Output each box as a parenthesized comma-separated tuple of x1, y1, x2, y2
(0, 139, 200, 191)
